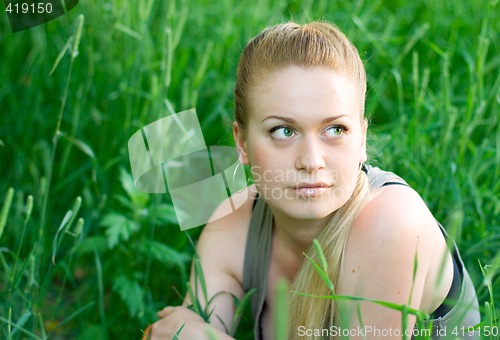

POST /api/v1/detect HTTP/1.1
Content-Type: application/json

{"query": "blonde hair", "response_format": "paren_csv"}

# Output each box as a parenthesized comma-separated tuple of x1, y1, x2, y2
(234, 21, 372, 335)
(235, 21, 367, 129)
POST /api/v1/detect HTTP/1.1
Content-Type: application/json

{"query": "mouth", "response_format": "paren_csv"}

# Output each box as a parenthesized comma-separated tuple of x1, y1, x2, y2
(290, 183, 332, 198)
(294, 182, 331, 189)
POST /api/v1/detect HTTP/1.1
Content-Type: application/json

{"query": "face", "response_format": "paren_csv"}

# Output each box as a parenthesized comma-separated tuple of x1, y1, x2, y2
(233, 66, 367, 221)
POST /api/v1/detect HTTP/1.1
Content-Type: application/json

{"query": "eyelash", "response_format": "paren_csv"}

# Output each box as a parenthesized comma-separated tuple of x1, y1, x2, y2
(269, 125, 349, 139)
(324, 125, 349, 136)
(269, 125, 295, 139)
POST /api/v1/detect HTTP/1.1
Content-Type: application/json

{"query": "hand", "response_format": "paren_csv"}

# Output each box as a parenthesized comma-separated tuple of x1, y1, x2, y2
(148, 306, 206, 340)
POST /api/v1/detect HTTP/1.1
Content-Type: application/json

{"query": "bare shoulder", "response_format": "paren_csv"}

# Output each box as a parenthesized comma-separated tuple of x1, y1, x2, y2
(352, 183, 441, 249)
(339, 183, 452, 310)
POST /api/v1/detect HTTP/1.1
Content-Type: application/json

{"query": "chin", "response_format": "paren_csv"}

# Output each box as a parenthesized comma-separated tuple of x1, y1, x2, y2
(274, 196, 343, 221)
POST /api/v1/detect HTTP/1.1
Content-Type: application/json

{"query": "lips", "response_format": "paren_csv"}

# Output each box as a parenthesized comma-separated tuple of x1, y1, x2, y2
(290, 182, 332, 198)
(293, 182, 331, 189)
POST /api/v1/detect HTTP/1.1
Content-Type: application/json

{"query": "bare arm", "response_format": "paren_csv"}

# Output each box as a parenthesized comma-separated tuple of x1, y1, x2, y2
(184, 215, 247, 332)
(151, 191, 253, 339)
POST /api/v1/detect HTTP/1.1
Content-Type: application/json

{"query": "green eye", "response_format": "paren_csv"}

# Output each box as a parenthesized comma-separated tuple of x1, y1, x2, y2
(332, 127, 343, 135)
(270, 126, 295, 139)
(324, 125, 347, 137)
(283, 127, 294, 137)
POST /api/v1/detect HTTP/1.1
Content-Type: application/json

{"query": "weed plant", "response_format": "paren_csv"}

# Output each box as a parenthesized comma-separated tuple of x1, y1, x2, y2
(0, 0, 498, 338)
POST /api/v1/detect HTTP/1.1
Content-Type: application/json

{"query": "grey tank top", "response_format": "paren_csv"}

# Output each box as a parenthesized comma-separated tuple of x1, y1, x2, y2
(242, 166, 480, 339)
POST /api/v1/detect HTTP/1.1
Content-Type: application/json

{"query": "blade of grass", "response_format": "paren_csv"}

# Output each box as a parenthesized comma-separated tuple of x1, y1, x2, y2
(193, 256, 208, 305)
(37, 313, 47, 340)
(0, 187, 14, 240)
(172, 321, 186, 340)
(291, 291, 428, 319)
(51, 210, 73, 264)
(186, 282, 206, 320)
(274, 279, 289, 340)
(49, 36, 72, 75)
(312, 239, 328, 272)
(303, 252, 334, 292)
(0, 314, 42, 340)
(54, 302, 95, 331)
(229, 288, 257, 336)
(51, 196, 82, 264)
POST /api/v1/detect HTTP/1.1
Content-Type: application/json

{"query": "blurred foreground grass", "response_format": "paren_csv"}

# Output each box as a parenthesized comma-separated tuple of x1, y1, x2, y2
(0, 0, 498, 338)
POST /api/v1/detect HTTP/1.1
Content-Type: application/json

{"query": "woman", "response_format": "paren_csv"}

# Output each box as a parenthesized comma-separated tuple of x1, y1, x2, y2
(149, 21, 480, 339)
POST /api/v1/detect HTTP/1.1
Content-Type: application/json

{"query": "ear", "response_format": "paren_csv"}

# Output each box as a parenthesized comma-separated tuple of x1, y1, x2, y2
(233, 121, 250, 165)
(360, 118, 368, 163)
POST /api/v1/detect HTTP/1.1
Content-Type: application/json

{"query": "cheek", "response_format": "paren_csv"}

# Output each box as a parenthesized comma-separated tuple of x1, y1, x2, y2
(248, 149, 281, 184)
(245, 133, 284, 168)
(246, 142, 293, 189)
(327, 145, 362, 185)
(329, 137, 363, 164)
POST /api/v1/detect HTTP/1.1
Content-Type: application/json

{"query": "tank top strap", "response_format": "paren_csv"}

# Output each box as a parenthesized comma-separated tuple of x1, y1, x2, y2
(243, 196, 273, 339)
(365, 165, 408, 188)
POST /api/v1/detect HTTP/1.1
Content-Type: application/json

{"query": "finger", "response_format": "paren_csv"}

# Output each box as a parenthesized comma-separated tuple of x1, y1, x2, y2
(156, 306, 174, 318)
(141, 324, 152, 340)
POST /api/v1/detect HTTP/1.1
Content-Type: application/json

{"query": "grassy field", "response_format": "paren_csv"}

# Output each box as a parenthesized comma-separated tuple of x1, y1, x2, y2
(0, 0, 499, 338)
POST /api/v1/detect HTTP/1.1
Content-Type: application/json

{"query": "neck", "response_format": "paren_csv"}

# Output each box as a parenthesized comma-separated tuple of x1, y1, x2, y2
(271, 208, 333, 257)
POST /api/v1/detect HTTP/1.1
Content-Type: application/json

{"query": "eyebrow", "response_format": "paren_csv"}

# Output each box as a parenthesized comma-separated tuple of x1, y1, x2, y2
(261, 114, 350, 124)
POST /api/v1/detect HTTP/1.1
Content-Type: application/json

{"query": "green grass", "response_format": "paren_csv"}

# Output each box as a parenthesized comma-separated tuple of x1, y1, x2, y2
(0, 0, 498, 338)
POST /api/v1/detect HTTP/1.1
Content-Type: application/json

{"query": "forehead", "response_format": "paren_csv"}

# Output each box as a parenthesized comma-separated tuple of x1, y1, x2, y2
(248, 66, 362, 124)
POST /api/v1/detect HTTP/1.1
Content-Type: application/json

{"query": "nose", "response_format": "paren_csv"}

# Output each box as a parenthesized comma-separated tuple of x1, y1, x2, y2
(295, 135, 326, 174)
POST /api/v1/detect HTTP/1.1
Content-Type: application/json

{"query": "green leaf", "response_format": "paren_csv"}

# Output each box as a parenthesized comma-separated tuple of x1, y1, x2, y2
(291, 291, 427, 318)
(119, 168, 149, 208)
(214, 314, 230, 334)
(230, 288, 257, 336)
(112, 275, 144, 318)
(101, 213, 139, 248)
(0, 187, 14, 240)
(407, 249, 419, 307)
(52, 210, 73, 264)
(50, 36, 72, 75)
(11, 310, 32, 337)
(115, 23, 142, 40)
(0, 315, 42, 339)
(71, 15, 85, 59)
(274, 280, 289, 340)
(59, 132, 96, 159)
(152, 204, 179, 225)
(172, 322, 186, 340)
(397, 23, 430, 64)
(134, 240, 190, 267)
(74, 236, 108, 255)
(303, 252, 334, 292)
(24, 195, 33, 225)
(119, 167, 138, 198)
(186, 282, 207, 320)
(193, 256, 208, 305)
(312, 239, 328, 272)
(481, 252, 500, 285)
